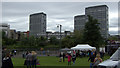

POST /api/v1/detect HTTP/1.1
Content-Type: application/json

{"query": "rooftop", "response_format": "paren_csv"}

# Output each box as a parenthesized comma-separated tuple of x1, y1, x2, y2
(30, 12, 46, 16)
(85, 5, 108, 9)
(74, 15, 85, 18)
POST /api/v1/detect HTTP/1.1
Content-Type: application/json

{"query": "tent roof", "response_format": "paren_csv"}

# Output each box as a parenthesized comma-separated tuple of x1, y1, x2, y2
(60, 48, 72, 51)
(75, 44, 91, 47)
(71, 44, 96, 51)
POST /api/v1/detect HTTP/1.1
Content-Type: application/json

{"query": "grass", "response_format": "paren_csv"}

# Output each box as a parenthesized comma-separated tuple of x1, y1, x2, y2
(12, 55, 110, 67)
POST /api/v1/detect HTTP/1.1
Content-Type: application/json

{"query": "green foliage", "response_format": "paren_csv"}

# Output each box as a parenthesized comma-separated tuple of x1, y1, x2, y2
(49, 36, 59, 45)
(37, 36, 47, 47)
(73, 30, 84, 45)
(61, 36, 74, 48)
(108, 36, 119, 41)
(21, 36, 47, 47)
(82, 15, 104, 48)
(2, 31, 17, 46)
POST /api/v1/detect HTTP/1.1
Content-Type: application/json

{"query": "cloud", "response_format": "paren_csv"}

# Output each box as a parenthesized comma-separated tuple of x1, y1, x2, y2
(2, 2, 119, 35)
(109, 31, 118, 35)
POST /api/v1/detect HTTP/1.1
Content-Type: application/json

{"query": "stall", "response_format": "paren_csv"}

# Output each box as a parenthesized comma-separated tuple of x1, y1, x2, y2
(71, 44, 96, 51)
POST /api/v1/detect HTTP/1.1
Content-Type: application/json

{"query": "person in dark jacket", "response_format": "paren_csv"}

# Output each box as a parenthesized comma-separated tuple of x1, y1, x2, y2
(88, 53, 95, 68)
(26, 52, 32, 68)
(63, 53, 65, 62)
(2, 47, 13, 68)
(72, 54, 76, 65)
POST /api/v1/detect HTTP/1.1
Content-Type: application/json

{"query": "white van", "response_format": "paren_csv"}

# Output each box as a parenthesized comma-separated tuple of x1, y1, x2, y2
(98, 47, 120, 68)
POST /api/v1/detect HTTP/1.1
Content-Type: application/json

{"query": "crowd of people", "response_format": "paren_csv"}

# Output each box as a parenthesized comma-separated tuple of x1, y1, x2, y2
(59, 49, 104, 68)
(24, 51, 37, 68)
(24, 51, 39, 68)
(1, 47, 39, 68)
(2, 47, 105, 68)
(88, 50, 103, 68)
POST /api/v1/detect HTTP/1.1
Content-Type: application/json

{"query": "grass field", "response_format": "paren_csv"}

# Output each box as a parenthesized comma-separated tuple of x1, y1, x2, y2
(12, 55, 110, 67)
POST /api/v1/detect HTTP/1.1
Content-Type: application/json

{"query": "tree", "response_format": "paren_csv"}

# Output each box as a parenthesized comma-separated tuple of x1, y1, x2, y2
(73, 30, 84, 45)
(61, 36, 74, 48)
(2, 31, 17, 46)
(49, 36, 59, 45)
(82, 15, 104, 51)
(36, 36, 47, 47)
(108, 36, 119, 41)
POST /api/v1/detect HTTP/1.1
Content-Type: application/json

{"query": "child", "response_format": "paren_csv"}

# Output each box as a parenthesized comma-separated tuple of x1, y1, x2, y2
(68, 54, 72, 66)
(93, 54, 102, 68)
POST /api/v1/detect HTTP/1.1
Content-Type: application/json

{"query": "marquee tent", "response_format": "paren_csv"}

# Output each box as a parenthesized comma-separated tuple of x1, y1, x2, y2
(60, 48, 72, 51)
(71, 44, 96, 51)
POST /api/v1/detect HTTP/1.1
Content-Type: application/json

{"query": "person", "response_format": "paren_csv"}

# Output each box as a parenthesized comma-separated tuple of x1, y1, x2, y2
(63, 53, 65, 62)
(99, 50, 105, 59)
(68, 53, 72, 66)
(14, 50, 16, 55)
(23, 52, 25, 58)
(2, 47, 13, 68)
(93, 54, 102, 68)
(31, 51, 37, 68)
(26, 51, 29, 56)
(88, 50, 92, 57)
(59, 52, 63, 62)
(88, 53, 96, 68)
(26, 51, 32, 68)
(72, 54, 76, 65)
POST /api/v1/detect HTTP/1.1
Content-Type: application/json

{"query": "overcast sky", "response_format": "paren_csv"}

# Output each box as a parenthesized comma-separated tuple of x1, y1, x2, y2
(2, 2, 118, 35)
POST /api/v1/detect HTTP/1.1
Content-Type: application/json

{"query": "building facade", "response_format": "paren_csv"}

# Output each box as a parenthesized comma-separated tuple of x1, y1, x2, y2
(0, 23, 10, 38)
(85, 5, 109, 39)
(74, 5, 109, 39)
(74, 15, 86, 32)
(29, 12, 46, 37)
(46, 31, 71, 39)
(10, 29, 16, 39)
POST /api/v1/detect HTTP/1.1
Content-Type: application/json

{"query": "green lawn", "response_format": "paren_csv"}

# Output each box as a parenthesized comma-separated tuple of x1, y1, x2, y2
(12, 55, 110, 67)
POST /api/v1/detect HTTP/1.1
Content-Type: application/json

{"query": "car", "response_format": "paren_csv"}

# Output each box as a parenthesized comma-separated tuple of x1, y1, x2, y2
(98, 47, 120, 68)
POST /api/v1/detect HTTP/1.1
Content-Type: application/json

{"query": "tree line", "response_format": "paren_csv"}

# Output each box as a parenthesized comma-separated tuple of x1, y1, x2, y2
(2, 15, 117, 49)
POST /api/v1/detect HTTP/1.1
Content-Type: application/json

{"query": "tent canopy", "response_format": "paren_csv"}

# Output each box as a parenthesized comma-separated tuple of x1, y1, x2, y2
(71, 44, 96, 51)
(60, 48, 72, 51)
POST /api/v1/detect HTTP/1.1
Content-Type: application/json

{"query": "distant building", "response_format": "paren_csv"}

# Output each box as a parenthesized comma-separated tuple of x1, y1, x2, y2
(0, 23, 10, 38)
(22, 31, 29, 38)
(16, 31, 21, 40)
(46, 31, 71, 39)
(29, 12, 46, 37)
(64, 31, 71, 36)
(23, 31, 29, 38)
(85, 5, 109, 39)
(74, 15, 86, 32)
(10, 29, 16, 39)
(74, 5, 109, 39)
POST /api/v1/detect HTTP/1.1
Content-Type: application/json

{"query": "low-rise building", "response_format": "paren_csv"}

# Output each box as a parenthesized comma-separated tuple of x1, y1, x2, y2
(0, 23, 10, 38)
(46, 31, 72, 39)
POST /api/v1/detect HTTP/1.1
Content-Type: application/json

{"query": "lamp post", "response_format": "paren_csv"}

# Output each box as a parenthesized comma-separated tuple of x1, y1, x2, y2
(57, 24, 62, 48)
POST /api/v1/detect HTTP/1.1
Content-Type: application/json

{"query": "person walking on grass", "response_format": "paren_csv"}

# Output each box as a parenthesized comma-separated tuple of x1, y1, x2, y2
(72, 54, 76, 65)
(31, 51, 37, 68)
(88, 52, 95, 68)
(93, 54, 102, 68)
(63, 53, 65, 62)
(26, 51, 32, 68)
(59, 52, 63, 62)
(68, 53, 72, 66)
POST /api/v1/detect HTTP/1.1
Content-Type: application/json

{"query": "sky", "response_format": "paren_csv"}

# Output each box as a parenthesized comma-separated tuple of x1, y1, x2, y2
(2, 2, 118, 35)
